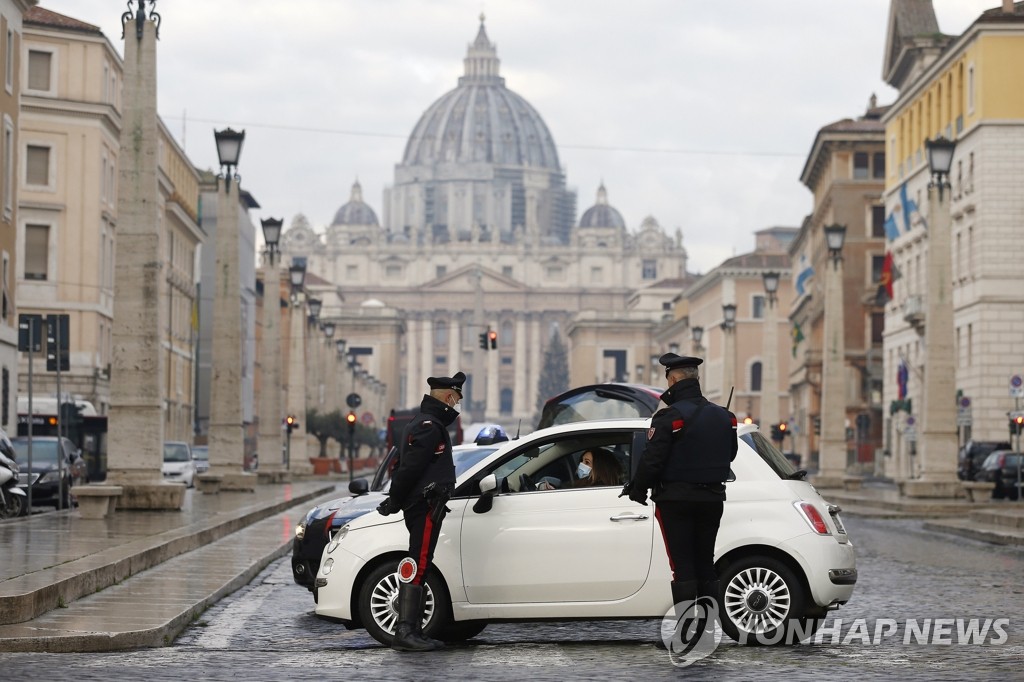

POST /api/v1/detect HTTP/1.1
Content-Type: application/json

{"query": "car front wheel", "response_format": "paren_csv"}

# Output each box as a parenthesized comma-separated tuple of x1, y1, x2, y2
(719, 556, 806, 645)
(358, 560, 452, 647)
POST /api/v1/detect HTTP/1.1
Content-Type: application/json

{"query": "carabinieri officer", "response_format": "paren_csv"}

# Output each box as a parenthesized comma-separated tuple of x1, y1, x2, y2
(376, 371, 464, 652)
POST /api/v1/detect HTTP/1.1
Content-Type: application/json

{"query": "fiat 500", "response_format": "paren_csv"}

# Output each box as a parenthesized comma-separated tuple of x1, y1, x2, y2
(313, 419, 856, 646)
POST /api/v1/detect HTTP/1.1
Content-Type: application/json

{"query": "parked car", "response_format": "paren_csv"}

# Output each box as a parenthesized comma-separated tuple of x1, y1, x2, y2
(977, 450, 1023, 500)
(191, 445, 210, 474)
(958, 440, 1011, 480)
(162, 441, 196, 488)
(292, 444, 500, 596)
(313, 419, 856, 646)
(12, 436, 84, 509)
(537, 382, 663, 430)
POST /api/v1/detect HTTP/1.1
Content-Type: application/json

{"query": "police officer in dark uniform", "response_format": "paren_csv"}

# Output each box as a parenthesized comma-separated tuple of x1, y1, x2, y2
(376, 371, 465, 652)
(624, 353, 737, 623)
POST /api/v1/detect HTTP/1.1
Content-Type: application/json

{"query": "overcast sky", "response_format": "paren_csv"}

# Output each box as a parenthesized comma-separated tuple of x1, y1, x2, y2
(46, 0, 995, 274)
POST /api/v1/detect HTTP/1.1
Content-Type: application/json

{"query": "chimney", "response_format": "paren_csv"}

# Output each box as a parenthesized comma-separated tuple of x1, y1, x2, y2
(1005, 0, 1015, 14)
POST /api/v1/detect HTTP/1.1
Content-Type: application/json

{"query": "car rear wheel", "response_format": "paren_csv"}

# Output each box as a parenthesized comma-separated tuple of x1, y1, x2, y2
(719, 556, 806, 646)
(358, 560, 452, 647)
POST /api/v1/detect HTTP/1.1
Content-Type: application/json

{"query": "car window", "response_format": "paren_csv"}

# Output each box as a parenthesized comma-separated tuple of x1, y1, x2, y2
(740, 431, 797, 479)
(12, 439, 60, 464)
(483, 431, 634, 492)
(981, 452, 1002, 469)
(192, 447, 209, 460)
(541, 390, 654, 428)
(163, 443, 190, 462)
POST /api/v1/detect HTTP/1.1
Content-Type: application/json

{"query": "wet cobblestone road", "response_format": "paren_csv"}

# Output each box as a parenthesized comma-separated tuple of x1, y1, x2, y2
(2, 515, 1021, 681)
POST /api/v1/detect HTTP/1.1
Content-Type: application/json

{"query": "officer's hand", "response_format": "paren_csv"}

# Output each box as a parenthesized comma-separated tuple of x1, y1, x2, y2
(628, 486, 648, 506)
(618, 481, 633, 499)
(376, 498, 398, 516)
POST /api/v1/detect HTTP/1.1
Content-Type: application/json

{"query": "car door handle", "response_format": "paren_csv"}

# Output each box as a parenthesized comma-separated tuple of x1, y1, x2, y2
(609, 512, 648, 522)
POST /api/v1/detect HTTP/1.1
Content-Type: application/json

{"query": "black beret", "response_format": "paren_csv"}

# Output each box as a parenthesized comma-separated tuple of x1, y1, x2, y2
(660, 353, 703, 375)
(427, 371, 466, 395)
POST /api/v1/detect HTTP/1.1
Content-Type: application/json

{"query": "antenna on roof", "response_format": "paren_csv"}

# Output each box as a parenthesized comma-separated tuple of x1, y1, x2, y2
(514, 419, 521, 440)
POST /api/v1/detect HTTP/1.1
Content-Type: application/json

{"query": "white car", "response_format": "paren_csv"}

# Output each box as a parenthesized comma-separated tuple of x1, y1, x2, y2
(161, 441, 196, 488)
(314, 419, 856, 646)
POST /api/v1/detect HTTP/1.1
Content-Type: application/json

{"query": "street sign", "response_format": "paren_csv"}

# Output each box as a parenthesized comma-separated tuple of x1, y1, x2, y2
(959, 396, 971, 409)
(1011, 375, 1023, 398)
(346, 392, 362, 408)
(361, 412, 374, 425)
(18, 314, 43, 352)
(46, 314, 70, 372)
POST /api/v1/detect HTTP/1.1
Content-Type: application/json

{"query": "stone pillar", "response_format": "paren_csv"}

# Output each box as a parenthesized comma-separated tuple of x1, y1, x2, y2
(448, 315, 460, 375)
(205, 177, 253, 491)
(904, 183, 960, 497)
(420, 317, 433, 383)
(761, 297, 779, 430)
(513, 314, 527, 416)
(528, 315, 542, 421)
(106, 10, 183, 510)
(721, 326, 736, 408)
(286, 295, 310, 473)
(258, 266, 285, 482)
(814, 255, 848, 488)
(405, 314, 419, 408)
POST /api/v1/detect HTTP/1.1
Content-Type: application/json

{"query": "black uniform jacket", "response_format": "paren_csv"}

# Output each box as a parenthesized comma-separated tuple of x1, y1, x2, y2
(633, 378, 738, 502)
(387, 394, 458, 510)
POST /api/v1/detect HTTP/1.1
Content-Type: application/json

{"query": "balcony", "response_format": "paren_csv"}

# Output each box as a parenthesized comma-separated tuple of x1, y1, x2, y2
(902, 294, 925, 332)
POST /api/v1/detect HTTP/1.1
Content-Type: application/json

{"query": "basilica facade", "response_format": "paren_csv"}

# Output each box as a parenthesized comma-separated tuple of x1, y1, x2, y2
(279, 19, 693, 428)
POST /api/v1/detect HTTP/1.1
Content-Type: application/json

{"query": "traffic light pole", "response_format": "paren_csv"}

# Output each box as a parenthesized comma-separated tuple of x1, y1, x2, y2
(285, 428, 291, 471)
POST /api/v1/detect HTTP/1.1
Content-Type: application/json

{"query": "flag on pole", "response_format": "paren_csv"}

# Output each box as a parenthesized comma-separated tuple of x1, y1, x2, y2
(875, 252, 901, 304)
(897, 359, 909, 400)
(791, 322, 804, 358)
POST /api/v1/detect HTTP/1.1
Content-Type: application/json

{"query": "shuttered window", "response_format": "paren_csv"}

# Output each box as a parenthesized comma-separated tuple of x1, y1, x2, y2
(26, 145, 49, 186)
(24, 224, 49, 280)
(27, 50, 51, 91)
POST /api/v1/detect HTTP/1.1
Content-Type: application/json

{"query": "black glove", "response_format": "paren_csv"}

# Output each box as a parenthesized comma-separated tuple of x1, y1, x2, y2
(620, 481, 648, 506)
(376, 498, 399, 516)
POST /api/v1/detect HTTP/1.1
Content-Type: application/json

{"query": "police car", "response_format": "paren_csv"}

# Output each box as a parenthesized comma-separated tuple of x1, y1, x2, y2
(313, 419, 856, 646)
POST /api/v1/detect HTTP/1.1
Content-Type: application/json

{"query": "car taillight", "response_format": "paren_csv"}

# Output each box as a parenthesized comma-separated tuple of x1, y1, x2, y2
(794, 501, 830, 535)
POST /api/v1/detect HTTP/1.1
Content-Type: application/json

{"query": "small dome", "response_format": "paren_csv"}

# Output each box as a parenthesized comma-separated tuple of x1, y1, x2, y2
(361, 298, 386, 308)
(579, 183, 626, 229)
(332, 180, 379, 227)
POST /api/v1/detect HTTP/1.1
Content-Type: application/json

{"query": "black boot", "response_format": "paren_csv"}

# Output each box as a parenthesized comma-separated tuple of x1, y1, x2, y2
(391, 584, 439, 652)
(695, 580, 721, 637)
(656, 580, 698, 649)
(416, 585, 445, 649)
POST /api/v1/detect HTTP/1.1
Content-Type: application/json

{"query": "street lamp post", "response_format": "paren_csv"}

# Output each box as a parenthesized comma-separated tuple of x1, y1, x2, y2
(761, 271, 781, 434)
(690, 326, 704, 383)
(905, 137, 960, 498)
(257, 217, 285, 482)
(720, 304, 736, 405)
(814, 224, 848, 488)
(204, 127, 253, 491)
(285, 259, 310, 472)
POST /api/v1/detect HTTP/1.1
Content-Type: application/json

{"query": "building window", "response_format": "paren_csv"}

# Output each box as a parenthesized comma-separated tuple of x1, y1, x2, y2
(545, 265, 564, 280)
(27, 49, 52, 92)
(5, 29, 13, 93)
(873, 152, 885, 179)
(752, 295, 765, 320)
(24, 224, 50, 280)
(750, 361, 762, 392)
(853, 152, 869, 179)
(25, 144, 50, 187)
(591, 266, 603, 283)
(641, 259, 657, 280)
(435, 265, 446, 278)
(871, 255, 885, 283)
(967, 64, 975, 114)
(346, 264, 357, 279)
(501, 356, 512, 366)
(871, 205, 885, 238)
(385, 264, 402, 279)
(1, 252, 8, 321)
(871, 313, 884, 344)
(434, 320, 447, 347)
(500, 388, 513, 415)
(434, 355, 446, 365)
(502, 265, 513, 278)
(3, 118, 12, 219)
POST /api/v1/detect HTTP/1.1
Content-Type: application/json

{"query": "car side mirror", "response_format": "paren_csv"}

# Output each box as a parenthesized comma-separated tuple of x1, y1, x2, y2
(348, 478, 369, 496)
(473, 474, 498, 514)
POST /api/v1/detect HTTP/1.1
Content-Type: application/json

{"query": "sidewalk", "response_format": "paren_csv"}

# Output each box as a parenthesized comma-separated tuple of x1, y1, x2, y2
(814, 479, 1024, 546)
(0, 473, 364, 652)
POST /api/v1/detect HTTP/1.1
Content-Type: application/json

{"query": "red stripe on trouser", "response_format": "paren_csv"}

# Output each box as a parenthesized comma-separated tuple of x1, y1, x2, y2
(654, 506, 677, 582)
(413, 511, 434, 585)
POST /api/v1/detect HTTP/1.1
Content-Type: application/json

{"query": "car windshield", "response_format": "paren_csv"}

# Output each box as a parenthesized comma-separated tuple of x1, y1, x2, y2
(1002, 454, 1023, 469)
(740, 431, 798, 479)
(540, 388, 657, 429)
(12, 439, 60, 465)
(192, 447, 209, 461)
(372, 445, 497, 492)
(163, 443, 190, 462)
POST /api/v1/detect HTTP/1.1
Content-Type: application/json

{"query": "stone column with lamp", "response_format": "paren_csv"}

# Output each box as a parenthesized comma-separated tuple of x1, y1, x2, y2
(257, 218, 286, 484)
(286, 260, 313, 474)
(720, 304, 736, 408)
(904, 137, 961, 498)
(813, 224, 849, 489)
(761, 271, 781, 437)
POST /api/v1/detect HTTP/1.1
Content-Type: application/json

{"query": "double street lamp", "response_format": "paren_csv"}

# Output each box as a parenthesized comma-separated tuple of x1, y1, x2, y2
(720, 304, 736, 403)
(817, 223, 848, 487)
(761, 271, 781, 431)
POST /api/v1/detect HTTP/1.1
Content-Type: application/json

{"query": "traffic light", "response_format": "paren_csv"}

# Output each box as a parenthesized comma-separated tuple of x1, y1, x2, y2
(488, 329, 497, 349)
(778, 421, 788, 437)
(346, 411, 357, 435)
(479, 332, 488, 350)
(1010, 413, 1024, 436)
(285, 415, 298, 435)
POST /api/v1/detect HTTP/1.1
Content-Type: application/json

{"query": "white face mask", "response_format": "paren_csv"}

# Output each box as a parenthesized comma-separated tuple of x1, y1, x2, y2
(577, 462, 592, 479)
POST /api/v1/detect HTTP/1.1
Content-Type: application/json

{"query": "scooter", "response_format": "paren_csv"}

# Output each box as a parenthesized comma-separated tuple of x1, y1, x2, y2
(0, 447, 27, 518)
